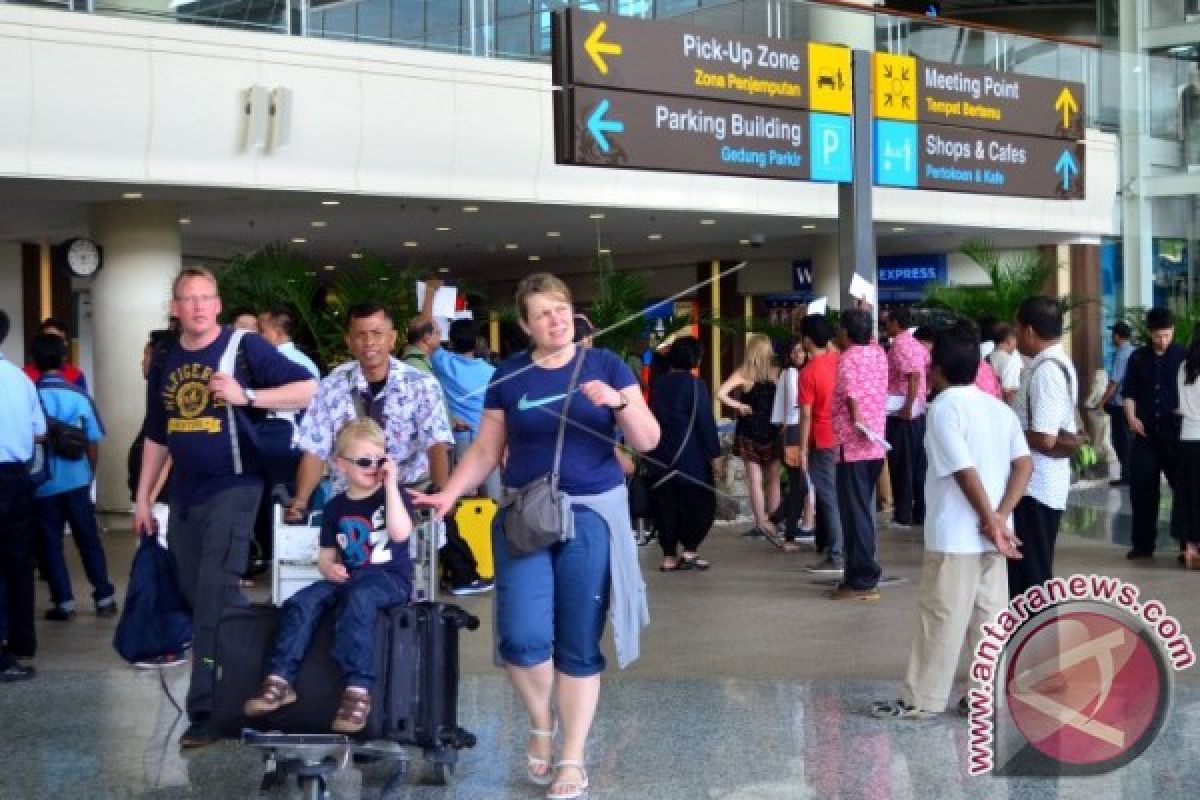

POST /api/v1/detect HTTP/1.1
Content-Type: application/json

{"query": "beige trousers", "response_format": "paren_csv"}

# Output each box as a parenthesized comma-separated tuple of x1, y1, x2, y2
(902, 550, 1008, 711)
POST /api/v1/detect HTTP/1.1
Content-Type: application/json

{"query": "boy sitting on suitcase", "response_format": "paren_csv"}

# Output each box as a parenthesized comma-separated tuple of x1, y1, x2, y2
(244, 418, 413, 733)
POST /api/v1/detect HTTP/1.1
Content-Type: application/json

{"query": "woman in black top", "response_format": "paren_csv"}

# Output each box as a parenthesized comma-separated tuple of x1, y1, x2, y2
(648, 338, 721, 571)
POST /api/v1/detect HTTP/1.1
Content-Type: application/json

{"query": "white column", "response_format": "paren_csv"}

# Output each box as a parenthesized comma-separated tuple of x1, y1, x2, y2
(91, 202, 180, 513)
(811, 234, 841, 307)
(1119, 0, 1153, 308)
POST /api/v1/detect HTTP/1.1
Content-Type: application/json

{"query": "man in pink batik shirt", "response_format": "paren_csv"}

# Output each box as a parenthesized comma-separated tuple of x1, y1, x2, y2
(884, 308, 931, 528)
(831, 308, 889, 601)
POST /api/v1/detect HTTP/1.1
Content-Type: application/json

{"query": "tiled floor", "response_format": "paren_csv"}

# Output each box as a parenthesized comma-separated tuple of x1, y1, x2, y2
(2, 486, 1198, 799)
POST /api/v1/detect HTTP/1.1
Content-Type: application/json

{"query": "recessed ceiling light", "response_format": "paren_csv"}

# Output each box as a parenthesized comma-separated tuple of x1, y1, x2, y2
(292, 237, 307, 244)
(404, 241, 418, 247)
(528, 255, 541, 262)
(588, 212, 605, 220)
(892, 226, 907, 232)
(546, 231, 561, 238)
(647, 233, 662, 240)
(802, 224, 816, 230)
(462, 205, 479, 213)
(380, 276, 390, 281)
(739, 239, 751, 245)
(700, 219, 716, 225)
(323, 264, 336, 271)
(435, 226, 451, 232)
(321, 199, 340, 206)
(599, 248, 611, 255)
(350, 251, 363, 259)
(305, 270, 316, 276)
(311, 221, 327, 228)
(123, 192, 143, 200)
(438, 266, 450, 273)
(505, 243, 519, 250)
(178, 218, 191, 225)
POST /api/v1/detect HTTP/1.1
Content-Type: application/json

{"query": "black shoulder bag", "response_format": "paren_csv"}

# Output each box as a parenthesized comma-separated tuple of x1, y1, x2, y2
(498, 350, 588, 557)
(648, 379, 699, 490)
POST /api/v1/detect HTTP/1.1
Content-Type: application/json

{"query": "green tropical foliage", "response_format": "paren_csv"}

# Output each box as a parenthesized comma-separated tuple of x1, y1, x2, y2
(922, 239, 1055, 323)
(1115, 305, 1200, 345)
(586, 253, 690, 359)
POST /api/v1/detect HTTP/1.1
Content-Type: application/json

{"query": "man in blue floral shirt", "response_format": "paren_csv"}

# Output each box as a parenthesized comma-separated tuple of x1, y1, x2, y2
(288, 303, 454, 520)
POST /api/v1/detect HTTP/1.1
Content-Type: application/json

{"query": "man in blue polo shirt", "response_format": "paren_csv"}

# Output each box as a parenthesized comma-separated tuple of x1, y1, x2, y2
(0, 309, 46, 682)
(30, 333, 117, 621)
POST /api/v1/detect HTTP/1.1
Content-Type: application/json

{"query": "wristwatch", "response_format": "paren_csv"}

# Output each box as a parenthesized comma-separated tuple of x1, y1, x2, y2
(244, 387, 257, 407)
(611, 397, 629, 412)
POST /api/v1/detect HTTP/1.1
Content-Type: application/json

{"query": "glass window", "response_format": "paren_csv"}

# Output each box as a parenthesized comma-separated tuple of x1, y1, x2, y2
(357, 0, 391, 42)
(425, 0, 463, 51)
(391, 0, 424, 40)
(497, 14, 533, 58)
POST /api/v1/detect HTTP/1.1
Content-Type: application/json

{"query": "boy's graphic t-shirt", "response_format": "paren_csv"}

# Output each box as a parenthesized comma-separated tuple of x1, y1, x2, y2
(319, 486, 413, 580)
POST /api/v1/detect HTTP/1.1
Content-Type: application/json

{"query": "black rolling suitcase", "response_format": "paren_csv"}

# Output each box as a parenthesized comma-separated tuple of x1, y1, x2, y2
(209, 604, 389, 739)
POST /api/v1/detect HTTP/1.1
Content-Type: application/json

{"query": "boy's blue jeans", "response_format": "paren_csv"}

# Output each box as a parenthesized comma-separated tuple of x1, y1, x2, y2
(35, 486, 116, 610)
(268, 568, 410, 692)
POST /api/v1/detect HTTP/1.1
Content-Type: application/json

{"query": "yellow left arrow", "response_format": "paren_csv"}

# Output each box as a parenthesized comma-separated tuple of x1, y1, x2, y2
(585, 22, 623, 75)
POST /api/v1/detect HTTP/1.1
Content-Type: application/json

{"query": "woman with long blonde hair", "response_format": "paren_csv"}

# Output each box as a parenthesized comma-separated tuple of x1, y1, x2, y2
(718, 334, 783, 545)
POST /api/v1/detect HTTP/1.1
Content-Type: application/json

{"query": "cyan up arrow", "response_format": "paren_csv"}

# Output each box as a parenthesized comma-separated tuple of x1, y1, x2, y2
(1054, 149, 1079, 191)
(587, 99, 624, 154)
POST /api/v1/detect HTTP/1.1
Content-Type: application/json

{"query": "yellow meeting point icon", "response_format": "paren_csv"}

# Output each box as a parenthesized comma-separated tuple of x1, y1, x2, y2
(873, 53, 917, 121)
(585, 22, 623, 75)
(1055, 87, 1079, 130)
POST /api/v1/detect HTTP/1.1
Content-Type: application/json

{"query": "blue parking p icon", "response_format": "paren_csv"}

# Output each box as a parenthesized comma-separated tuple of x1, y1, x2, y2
(809, 113, 853, 183)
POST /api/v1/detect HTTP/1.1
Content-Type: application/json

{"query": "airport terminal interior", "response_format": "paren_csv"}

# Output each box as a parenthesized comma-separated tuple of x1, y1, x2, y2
(3, 0, 1200, 797)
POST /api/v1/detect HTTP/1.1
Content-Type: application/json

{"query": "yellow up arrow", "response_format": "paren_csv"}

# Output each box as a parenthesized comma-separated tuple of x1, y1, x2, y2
(585, 22, 622, 75)
(1054, 87, 1079, 130)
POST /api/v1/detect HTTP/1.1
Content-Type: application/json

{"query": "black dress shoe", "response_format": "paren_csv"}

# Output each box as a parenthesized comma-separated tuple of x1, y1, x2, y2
(179, 718, 217, 749)
(0, 658, 35, 683)
(95, 602, 119, 619)
(44, 608, 76, 621)
(1126, 549, 1153, 560)
(1109, 479, 1129, 487)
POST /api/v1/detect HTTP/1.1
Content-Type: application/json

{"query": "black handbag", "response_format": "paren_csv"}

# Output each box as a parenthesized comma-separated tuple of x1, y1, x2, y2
(498, 350, 588, 557)
(647, 378, 698, 491)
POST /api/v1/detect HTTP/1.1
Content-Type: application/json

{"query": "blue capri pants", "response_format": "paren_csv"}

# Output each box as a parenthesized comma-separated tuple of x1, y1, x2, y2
(492, 507, 611, 677)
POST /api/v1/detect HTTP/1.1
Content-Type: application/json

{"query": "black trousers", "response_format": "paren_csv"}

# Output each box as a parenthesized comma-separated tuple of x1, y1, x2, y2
(1105, 405, 1130, 482)
(1009, 495, 1062, 598)
(885, 415, 927, 525)
(1129, 432, 1181, 555)
(781, 427, 806, 537)
(837, 458, 883, 590)
(652, 478, 717, 558)
(0, 465, 37, 658)
(1177, 441, 1200, 546)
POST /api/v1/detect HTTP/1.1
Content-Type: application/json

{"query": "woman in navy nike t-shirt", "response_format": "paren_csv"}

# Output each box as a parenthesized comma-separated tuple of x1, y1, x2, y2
(414, 273, 659, 800)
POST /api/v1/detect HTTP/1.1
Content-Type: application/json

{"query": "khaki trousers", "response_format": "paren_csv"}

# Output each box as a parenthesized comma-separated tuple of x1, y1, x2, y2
(902, 550, 1008, 711)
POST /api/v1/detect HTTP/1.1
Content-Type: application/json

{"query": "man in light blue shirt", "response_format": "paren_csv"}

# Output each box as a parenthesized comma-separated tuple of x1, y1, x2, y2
(259, 310, 320, 379)
(30, 333, 117, 621)
(0, 309, 46, 681)
(431, 320, 502, 500)
(1100, 322, 1135, 486)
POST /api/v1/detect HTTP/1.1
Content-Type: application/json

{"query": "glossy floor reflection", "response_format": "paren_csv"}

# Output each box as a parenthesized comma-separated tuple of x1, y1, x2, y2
(2, 669, 1198, 799)
(3, 486, 1198, 799)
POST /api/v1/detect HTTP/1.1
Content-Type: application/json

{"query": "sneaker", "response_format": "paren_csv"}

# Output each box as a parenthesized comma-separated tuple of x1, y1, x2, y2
(179, 718, 217, 749)
(870, 699, 935, 719)
(830, 586, 881, 601)
(44, 607, 76, 622)
(96, 601, 119, 619)
(134, 653, 188, 669)
(447, 578, 494, 596)
(807, 558, 845, 575)
(0, 656, 35, 683)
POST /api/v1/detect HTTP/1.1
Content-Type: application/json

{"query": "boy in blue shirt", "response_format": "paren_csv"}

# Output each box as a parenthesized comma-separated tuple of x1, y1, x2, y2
(30, 333, 116, 620)
(243, 418, 413, 734)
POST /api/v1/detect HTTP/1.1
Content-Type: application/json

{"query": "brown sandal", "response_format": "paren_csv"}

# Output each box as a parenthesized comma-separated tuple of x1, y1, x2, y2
(331, 688, 371, 734)
(244, 675, 297, 717)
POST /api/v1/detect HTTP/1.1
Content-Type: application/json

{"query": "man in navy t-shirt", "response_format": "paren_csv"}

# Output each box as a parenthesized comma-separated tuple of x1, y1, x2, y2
(133, 267, 317, 749)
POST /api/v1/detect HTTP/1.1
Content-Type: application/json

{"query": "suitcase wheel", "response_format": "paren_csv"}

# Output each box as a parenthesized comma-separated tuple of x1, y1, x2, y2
(441, 605, 480, 631)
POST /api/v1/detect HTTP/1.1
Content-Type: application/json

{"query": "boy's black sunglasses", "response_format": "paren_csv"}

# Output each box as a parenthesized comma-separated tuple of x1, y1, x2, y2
(343, 456, 387, 469)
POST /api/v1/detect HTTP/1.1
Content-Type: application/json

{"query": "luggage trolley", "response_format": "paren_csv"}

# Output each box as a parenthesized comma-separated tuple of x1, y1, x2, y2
(232, 508, 477, 795)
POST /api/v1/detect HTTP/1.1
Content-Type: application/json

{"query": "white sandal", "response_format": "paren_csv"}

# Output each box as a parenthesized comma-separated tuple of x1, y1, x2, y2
(546, 760, 589, 800)
(526, 723, 557, 786)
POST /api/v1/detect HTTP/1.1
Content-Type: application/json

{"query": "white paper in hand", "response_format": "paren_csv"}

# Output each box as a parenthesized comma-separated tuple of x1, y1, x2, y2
(416, 281, 459, 318)
(807, 296, 828, 315)
(849, 273, 876, 307)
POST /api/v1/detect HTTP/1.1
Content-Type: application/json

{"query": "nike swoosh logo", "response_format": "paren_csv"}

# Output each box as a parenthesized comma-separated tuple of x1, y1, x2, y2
(518, 392, 568, 411)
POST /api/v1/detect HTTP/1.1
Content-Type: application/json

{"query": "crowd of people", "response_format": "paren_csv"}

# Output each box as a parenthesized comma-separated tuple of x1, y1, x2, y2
(4, 267, 1200, 797)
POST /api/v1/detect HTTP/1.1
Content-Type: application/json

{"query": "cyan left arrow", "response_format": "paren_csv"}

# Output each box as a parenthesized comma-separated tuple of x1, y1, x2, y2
(587, 99, 624, 154)
(1054, 149, 1078, 191)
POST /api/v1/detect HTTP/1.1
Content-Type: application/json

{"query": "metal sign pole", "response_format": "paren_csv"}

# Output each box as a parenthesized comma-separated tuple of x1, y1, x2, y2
(839, 48, 876, 323)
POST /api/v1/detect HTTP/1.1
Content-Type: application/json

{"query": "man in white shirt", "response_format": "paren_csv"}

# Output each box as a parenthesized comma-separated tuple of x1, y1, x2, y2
(1009, 297, 1079, 598)
(872, 322, 1031, 718)
(987, 323, 1024, 404)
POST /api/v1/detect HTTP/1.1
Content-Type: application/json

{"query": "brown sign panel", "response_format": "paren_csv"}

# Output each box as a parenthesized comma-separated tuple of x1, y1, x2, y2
(916, 60, 1085, 140)
(556, 86, 816, 181)
(554, 10, 849, 112)
(874, 121, 1084, 199)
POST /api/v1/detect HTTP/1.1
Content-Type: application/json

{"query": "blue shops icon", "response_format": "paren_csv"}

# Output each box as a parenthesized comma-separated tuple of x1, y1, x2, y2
(587, 99, 625, 154)
(874, 120, 918, 188)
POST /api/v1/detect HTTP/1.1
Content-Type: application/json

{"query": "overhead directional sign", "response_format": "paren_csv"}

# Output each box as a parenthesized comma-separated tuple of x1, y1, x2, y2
(556, 86, 854, 182)
(874, 121, 1085, 199)
(873, 53, 1086, 140)
(553, 10, 851, 113)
